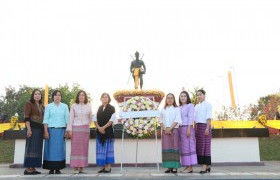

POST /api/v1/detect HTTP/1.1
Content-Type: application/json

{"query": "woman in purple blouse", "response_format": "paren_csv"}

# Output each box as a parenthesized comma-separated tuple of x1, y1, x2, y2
(178, 91, 197, 173)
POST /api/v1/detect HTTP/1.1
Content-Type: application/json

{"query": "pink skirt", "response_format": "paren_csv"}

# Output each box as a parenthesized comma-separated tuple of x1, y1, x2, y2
(70, 125, 90, 168)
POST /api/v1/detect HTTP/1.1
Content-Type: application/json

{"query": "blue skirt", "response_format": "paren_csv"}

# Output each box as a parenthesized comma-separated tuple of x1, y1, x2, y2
(96, 135, 115, 166)
(23, 127, 44, 167)
(43, 128, 66, 170)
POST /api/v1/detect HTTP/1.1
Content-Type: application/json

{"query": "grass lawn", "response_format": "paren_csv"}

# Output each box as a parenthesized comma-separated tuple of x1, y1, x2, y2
(0, 139, 15, 163)
(259, 135, 280, 161)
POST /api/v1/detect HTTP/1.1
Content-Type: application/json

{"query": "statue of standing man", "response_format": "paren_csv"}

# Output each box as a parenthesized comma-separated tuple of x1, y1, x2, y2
(130, 51, 146, 89)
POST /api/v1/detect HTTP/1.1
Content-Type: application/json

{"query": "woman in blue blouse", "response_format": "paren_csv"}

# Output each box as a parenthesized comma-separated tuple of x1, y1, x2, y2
(43, 90, 69, 174)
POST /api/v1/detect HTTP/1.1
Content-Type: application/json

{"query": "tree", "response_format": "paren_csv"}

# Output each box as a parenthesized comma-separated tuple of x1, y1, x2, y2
(215, 92, 280, 121)
(255, 93, 280, 120)
(0, 83, 89, 122)
(188, 86, 204, 105)
(0, 86, 18, 121)
(215, 105, 253, 120)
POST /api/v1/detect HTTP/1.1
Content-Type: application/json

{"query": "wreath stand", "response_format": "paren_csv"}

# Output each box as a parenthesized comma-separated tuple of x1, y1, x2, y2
(120, 121, 160, 174)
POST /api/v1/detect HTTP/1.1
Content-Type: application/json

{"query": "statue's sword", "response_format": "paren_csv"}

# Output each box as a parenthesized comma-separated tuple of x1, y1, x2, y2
(126, 55, 135, 85)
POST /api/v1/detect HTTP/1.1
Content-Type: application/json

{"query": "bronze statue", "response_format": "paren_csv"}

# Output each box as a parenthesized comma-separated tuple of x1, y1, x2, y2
(130, 51, 146, 89)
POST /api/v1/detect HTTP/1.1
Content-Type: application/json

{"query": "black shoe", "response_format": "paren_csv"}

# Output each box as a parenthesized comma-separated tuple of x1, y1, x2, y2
(49, 170, 54, 174)
(164, 169, 173, 173)
(104, 169, 111, 173)
(55, 170, 61, 174)
(207, 167, 211, 172)
(33, 170, 41, 174)
(98, 169, 105, 173)
(24, 170, 36, 175)
(171, 169, 177, 173)
(200, 168, 209, 174)
(200, 170, 207, 174)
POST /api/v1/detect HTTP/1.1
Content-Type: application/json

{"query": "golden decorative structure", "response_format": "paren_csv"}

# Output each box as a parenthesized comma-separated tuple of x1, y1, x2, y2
(9, 115, 20, 130)
(113, 89, 165, 103)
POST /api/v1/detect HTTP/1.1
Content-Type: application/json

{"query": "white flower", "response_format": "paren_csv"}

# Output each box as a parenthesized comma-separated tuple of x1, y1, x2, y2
(141, 105, 146, 109)
(143, 120, 148, 124)
(144, 130, 148, 134)
(139, 124, 143, 129)
(139, 129, 143, 134)
(132, 132, 136, 135)
(126, 130, 131, 134)
(129, 120, 134, 125)
(135, 123, 139, 127)
(138, 134, 143, 137)
(144, 126, 149, 130)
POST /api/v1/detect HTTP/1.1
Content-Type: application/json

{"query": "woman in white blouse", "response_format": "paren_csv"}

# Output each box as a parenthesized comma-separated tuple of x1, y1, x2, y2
(195, 89, 212, 173)
(66, 90, 93, 174)
(160, 93, 182, 173)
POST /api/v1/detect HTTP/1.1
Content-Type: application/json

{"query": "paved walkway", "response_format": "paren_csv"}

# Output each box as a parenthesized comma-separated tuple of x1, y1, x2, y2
(0, 162, 280, 179)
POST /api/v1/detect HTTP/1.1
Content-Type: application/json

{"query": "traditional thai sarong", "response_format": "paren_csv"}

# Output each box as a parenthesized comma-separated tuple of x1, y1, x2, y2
(43, 128, 66, 170)
(23, 101, 44, 168)
(179, 125, 197, 166)
(70, 125, 90, 168)
(23, 126, 44, 167)
(94, 104, 116, 167)
(96, 135, 115, 166)
(162, 128, 181, 168)
(196, 123, 211, 165)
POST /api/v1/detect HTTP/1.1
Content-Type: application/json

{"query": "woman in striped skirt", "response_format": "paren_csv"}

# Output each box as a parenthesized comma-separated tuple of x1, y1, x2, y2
(66, 90, 93, 174)
(195, 89, 212, 173)
(160, 93, 182, 173)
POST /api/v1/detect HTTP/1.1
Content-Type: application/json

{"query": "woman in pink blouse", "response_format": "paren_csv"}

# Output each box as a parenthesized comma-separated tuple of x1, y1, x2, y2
(66, 90, 93, 174)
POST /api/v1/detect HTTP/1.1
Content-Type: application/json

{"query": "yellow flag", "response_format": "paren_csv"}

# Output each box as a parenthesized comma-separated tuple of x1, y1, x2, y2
(44, 84, 49, 106)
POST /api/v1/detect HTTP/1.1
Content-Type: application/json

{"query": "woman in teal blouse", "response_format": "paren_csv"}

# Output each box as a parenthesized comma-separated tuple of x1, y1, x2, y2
(42, 90, 69, 174)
